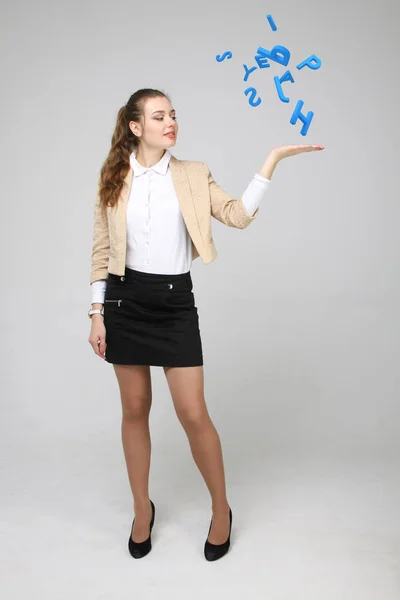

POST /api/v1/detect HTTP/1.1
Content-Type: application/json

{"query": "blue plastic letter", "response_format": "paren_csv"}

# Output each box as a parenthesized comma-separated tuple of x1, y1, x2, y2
(274, 71, 295, 103)
(280, 70, 295, 84)
(244, 87, 262, 107)
(243, 63, 258, 82)
(266, 14, 277, 31)
(255, 52, 271, 69)
(296, 54, 322, 71)
(216, 51, 233, 62)
(290, 100, 314, 136)
(257, 45, 290, 67)
(273, 69, 294, 103)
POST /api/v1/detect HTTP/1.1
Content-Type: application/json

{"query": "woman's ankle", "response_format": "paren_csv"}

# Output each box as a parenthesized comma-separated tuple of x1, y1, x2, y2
(212, 501, 230, 514)
(134, 496, 151, 510)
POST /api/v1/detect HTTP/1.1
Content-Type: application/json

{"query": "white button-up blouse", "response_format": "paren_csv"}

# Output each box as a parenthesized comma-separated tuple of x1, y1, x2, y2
(91, 149, 270, 304)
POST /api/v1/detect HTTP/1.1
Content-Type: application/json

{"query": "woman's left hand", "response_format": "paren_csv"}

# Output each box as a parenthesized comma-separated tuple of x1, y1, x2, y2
(271, 144, 325, 162)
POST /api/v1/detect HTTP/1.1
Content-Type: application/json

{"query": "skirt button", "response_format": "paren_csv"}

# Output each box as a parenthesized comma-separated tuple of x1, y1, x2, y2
(121, 276, 125, 281)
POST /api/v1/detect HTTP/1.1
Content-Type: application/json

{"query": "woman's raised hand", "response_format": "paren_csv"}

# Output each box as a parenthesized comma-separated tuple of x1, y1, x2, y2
(271, 144, 325, 161)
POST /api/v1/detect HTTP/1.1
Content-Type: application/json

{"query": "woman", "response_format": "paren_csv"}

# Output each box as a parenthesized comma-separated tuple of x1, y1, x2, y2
(88, 88, 324, 561)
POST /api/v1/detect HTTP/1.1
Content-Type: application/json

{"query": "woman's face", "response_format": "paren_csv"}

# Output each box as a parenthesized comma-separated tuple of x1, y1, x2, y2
(129, 96, 178, 149)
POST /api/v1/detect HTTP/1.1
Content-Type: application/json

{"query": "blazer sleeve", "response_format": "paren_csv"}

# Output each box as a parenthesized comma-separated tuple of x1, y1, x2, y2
(203, 162, 260, 229)
(90, 177, 110, 285)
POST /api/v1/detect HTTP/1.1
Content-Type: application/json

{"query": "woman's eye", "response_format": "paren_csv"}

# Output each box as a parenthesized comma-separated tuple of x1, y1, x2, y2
(155, 116, 177, 120)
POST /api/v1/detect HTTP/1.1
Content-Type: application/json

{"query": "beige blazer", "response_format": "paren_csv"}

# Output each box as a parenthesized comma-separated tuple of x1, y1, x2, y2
(90, 155, 259, 284)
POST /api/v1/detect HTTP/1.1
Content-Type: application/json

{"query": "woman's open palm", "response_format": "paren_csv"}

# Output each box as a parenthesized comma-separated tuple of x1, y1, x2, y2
(272, 144, 324, 161)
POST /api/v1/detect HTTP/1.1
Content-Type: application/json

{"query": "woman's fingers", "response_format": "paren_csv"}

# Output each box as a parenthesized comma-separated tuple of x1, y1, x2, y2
(288, 144, 324, 152)
(94, 336, 106, 359)
(306, 144, 324, 151)
(271, 144, 325, 160)
(89, 333, 107, 359)
(98, 337, 107, 359)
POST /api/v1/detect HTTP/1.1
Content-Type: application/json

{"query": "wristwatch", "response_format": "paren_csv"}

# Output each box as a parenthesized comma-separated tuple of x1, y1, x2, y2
(88, 308, 104, 318)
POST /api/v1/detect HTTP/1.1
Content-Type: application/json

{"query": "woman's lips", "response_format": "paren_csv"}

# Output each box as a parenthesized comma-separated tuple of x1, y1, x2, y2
(164, 132, 175, 138)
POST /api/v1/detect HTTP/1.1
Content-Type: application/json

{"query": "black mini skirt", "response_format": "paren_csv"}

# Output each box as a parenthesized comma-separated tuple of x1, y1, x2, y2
(103, 267, 203, 367)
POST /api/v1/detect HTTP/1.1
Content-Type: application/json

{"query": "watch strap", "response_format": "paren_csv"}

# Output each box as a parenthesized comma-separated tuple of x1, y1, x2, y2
(88, 308, 104, 318)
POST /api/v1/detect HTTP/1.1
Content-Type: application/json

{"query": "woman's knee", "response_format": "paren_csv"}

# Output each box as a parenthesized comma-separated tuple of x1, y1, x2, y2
(122, 393, 152, 421)
(177, 406, 210, 430)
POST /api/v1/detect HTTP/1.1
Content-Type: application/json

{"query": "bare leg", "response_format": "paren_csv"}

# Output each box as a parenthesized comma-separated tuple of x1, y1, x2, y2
(113, 364, 153, 543)
(163, 365, 231, 544)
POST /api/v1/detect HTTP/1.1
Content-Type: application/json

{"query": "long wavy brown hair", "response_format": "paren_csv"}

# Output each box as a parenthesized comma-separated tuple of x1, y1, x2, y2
(97, 88, 170, 218)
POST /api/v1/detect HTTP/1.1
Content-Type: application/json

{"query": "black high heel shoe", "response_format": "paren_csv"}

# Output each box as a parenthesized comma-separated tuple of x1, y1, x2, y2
(128, 499, 155, 559)
(204, 507, 232, 561)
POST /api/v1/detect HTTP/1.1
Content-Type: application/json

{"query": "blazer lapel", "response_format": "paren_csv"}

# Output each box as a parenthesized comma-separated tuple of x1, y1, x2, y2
(169, 156, 203, 245)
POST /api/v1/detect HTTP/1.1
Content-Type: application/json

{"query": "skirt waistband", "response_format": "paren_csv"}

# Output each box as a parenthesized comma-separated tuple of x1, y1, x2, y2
(107, 267, 192, 290)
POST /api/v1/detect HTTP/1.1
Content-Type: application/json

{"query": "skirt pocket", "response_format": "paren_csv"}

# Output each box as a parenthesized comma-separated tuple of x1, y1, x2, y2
(166, 288, 195, 310)
(104, 299, 123, 307)
(103, 297, 125, 330)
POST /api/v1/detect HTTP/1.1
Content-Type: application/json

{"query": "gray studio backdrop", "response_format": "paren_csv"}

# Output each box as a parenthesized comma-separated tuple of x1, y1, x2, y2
(1, 0, 399, 597)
